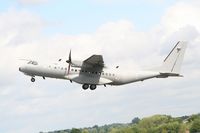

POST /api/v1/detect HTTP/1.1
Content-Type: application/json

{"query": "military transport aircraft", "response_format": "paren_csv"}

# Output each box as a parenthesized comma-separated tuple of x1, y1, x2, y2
(19, 41, 187, 90)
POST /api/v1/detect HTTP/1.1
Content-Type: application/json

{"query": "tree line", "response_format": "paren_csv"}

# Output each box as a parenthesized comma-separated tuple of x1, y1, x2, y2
(40, 113, 200, 133)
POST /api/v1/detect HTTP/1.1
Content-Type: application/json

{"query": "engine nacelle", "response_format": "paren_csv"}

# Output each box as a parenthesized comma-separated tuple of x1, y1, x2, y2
(71, 60, 83, 68)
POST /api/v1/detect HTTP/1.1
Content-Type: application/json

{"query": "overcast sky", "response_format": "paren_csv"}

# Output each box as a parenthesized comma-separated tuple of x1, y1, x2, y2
(0, 0, 200, 133)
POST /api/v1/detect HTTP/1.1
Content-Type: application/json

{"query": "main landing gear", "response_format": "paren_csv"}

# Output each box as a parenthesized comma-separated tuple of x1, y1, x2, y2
(82, 84, 97, 90)
(90, 84, 96, 90)
(82, 84, 89, 90)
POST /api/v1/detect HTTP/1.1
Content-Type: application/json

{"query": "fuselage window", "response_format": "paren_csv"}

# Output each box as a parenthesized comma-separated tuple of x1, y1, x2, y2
(105, 73, 108, 76)
(54, 67, 57, 69)
(71, 69, 74, 71)
(75, 69, 77, 72)
(65, 68, 67, 70)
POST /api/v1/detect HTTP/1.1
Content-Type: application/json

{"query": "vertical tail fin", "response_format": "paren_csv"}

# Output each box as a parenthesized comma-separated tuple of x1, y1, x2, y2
(160, 41, 187, 74)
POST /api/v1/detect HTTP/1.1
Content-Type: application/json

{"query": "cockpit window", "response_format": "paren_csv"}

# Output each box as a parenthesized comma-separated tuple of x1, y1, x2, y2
(27, 61, 38, 65)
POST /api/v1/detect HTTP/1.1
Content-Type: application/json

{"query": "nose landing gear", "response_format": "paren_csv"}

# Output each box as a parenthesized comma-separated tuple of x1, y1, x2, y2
(31, 77, 35, 82)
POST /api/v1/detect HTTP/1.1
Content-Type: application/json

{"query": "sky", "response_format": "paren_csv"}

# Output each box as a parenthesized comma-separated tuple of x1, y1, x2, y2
(0, 0, 200, 133)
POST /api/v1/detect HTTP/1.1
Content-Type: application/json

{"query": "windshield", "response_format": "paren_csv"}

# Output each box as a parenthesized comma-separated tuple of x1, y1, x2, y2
(27, 61, 38, 65)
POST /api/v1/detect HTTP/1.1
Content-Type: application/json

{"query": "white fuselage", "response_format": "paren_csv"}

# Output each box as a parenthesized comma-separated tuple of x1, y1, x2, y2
(19, 61, 161, 86)
(19, 41, 187, 89)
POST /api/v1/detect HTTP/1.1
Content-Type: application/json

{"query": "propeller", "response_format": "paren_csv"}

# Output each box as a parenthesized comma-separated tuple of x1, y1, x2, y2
(66, 50, 71, 63)
(66, 50, 72, 75)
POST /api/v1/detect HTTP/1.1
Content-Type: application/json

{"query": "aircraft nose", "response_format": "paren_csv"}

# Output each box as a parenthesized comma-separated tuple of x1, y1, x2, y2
(19, 67, 24, 72)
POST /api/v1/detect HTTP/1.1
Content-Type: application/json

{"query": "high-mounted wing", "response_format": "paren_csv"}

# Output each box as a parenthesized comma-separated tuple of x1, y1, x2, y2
(83, 55, 104, 68)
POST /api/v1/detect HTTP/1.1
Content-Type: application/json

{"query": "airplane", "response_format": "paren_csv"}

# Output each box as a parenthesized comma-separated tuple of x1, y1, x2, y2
(19, 41, 187, 90)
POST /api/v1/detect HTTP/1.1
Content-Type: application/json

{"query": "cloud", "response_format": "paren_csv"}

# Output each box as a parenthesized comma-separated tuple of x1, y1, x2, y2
(0, 8, 45, 88)
(0, 9, 44, 46)
(159, 0, 200, 36)
(0, 0, 200, 133)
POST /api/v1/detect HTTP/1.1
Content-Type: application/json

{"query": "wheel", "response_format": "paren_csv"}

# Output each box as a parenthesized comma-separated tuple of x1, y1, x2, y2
(31, 77, 35, 82)
(82, 84, 89, 90)
(90, 84, 97, 90)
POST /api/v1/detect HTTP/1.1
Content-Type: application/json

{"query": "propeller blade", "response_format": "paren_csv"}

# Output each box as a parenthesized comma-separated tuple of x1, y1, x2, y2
(67, 62, 71, 75)
(67, 50, 72, 75)
(69, 50, 71, 62)
(66, 50, 72, 63)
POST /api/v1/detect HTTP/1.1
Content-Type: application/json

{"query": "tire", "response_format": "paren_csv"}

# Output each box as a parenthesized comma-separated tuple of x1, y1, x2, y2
(31, 77, 35, 82)
(82, 84, 89, 90)
(90, 84, 97, 90)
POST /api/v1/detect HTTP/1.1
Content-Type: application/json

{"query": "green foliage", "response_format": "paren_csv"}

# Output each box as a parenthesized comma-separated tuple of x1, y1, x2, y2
(157, 121, 180, 133)
(71, 128, 81, 133)
(138, 115, 171, 128)
(43, 113, 200, 133)
(190, 118, 200, 133)
(81, 129, 89, 133)
(108, 115, 186, 133)
(179, 123, 187, 133)
(187, 114, 200, 122)
(131, 117, 140, 124)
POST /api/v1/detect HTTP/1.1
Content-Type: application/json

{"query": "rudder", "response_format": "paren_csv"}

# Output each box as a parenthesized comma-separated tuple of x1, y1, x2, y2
(161, 41, 187, 74)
